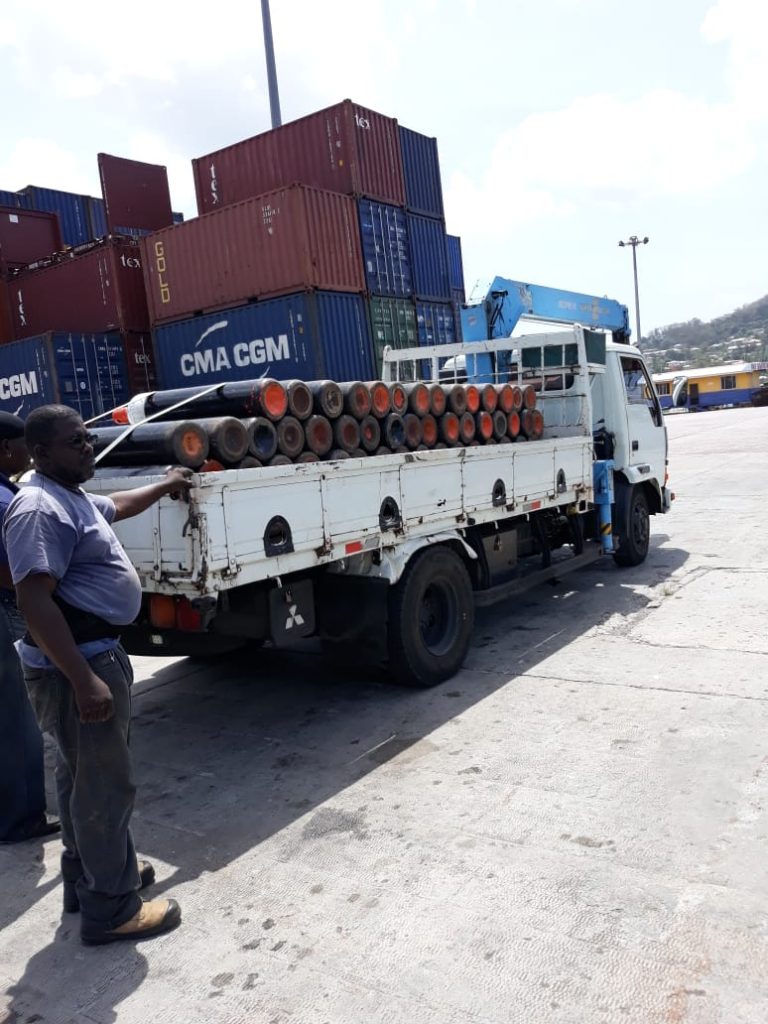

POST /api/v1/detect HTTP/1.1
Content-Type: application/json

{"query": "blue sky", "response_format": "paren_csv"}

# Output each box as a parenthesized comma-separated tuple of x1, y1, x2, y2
(1, 0, 765, 336)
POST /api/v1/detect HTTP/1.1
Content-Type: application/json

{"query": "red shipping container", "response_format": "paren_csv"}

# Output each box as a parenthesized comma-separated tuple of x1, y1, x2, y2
(141, 185, 365, 326)
(8, 238, 149, 338)
(193, 99, 405, 214)
(119, 330, 157, 395)
(98, 153, 174, 234)
(0, 278, 14, 344)
(0, 206, 63, 272)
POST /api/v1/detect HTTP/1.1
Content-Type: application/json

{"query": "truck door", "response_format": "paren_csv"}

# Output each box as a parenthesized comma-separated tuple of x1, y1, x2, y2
(619, 355, 667, 478)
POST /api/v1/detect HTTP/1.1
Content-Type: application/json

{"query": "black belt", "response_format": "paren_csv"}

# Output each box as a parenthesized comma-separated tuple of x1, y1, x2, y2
(23, 593, 122, 648)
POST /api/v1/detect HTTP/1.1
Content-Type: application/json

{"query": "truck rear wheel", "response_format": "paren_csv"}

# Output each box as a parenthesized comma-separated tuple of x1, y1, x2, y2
(388, 546, 474, 688)
(613, 484, 650, 567)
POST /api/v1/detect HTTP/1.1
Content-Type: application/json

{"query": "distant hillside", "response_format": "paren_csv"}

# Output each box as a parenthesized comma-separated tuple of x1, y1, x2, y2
(640, 294, 768, 371)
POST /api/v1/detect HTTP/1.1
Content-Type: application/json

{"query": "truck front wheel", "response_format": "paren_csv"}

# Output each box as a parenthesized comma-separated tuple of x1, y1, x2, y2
(388, 546, 474, 688)
(613, 485, 650, 567)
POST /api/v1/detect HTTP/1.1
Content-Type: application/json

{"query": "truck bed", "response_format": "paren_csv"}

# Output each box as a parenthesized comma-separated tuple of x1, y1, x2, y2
(90, 436, 593, 598)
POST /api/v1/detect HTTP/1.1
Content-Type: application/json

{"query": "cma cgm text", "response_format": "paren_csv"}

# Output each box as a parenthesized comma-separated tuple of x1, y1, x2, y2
(180, 335, 291, 377)
(0, 371, 38, 400)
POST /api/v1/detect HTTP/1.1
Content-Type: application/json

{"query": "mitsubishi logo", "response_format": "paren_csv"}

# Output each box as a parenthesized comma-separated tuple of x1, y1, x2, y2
(285, 604, 304, 629)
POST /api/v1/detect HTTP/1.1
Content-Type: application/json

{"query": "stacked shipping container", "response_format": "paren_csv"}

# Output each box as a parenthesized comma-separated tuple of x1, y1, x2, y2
(0, 157, 183, 416)
(146, 98, 465, 389)
(0, 99, 466, 413)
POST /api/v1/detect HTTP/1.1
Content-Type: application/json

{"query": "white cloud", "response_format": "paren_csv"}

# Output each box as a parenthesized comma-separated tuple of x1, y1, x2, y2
(515, 90, 754, 195)
(0, 138, 93, 193)
(53, 66, 106, 99)
(702, 0, 768, 118)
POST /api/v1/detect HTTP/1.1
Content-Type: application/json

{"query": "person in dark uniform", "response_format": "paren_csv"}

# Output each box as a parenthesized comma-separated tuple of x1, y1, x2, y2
(3, 405, 192, 945)
(0, 411, 60, 844)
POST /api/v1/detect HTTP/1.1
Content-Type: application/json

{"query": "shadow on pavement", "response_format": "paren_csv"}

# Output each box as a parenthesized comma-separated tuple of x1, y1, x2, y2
(129, 539, 689, 893)
(2, 539, 688, 1021)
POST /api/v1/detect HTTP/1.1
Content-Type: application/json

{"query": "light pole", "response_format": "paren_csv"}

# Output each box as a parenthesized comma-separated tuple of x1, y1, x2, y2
(618, 235, 649, 344)
(261, 0, 282, 128)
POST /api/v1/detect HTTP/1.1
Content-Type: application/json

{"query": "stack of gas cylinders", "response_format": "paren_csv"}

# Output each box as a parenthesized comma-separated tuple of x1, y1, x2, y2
(92, 377, 545, 472)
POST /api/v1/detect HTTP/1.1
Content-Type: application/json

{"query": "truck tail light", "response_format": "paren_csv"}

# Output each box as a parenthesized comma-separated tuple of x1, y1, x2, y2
(175, 598, 203, 632)
(149, 595, 175, 629)
(149, 594, 204, 632)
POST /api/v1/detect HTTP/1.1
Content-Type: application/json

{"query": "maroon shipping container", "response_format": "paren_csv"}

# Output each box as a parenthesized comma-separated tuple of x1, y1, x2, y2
(0, 206, 63, 272)
(120, 331, 157, 395)
(0, 278, 13, 344)
(193, 99, 405, 215)
(141, 185, 365, 326)
(8, 238, 149, 338)
(98, 153, 174, 234)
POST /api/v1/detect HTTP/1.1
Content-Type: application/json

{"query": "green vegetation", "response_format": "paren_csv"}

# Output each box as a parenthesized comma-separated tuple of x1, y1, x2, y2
(639, 294, 768, 372)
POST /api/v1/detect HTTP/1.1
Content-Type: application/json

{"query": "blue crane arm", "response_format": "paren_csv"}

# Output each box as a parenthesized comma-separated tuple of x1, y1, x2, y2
(462, 276, 631, 342)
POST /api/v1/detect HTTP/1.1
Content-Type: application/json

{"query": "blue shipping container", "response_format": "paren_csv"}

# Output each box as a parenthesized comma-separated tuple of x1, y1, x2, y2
(172, 211, 185, 225)
(398, 127, 444, 219)
(450, 289, 465, 344)
(21, 187, 91, 247)
(153, 291, 375, 390)
(0, 332, 132, 419)
(446, 235, 465, 299)
(407, 214, 451, 302)
(415, 301, 457, 348)
(87, 196, 107, 238)
(357, 199, 412, 298)
(0, 190, 22, 209)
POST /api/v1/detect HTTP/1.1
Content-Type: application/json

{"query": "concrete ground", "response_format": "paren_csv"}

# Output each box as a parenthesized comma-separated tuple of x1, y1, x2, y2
(1, 407, 767, 1024)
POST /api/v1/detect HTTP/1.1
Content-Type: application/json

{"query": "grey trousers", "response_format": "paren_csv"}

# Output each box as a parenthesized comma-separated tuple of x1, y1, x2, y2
(23, 645, 142, 929)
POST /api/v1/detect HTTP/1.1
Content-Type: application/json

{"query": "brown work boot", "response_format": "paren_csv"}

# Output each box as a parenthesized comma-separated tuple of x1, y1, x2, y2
(81, 898, 181, 945)
(64, 859, 156, 913)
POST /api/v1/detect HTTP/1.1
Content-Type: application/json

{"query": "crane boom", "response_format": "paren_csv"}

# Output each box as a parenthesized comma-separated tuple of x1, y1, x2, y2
(462, 276, 631, 343)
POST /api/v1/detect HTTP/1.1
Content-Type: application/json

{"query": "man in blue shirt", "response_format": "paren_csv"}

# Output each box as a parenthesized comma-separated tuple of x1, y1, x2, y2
(4, 405, 192, 945)
(0, 410, 60, 844)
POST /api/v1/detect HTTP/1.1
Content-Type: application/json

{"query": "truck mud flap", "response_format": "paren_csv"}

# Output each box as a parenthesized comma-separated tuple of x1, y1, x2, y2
(269, 578, 316, 643)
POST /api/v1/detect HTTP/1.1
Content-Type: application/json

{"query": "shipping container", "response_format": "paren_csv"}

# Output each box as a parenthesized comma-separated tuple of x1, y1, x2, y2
(193, 99, 405, 214)
(0, 190, 22, 209)
(368, 296, 417, 375)
(415, 301, 458, 347)
(398, 127, 444, 219)
(450, 288, 465, 344)
(8, 238, 149, 337)
(446, 234, 465, 300)
(416, 300, 459, 379)
(0, 207, 63, 272)
(20, 186, 91, 246)
(87, 196, 107, 239)
(357, 200, 412, 298)
(142, 185, 365, 326)
(121, 331, 157, 395)
(0, 332, 132, 419)
(172, 211, 184, 225)
(407, 213, 451, 301)
(153, 291, 374, 389)
(0, 279, 13, 345)
(99, 153, 174, 235)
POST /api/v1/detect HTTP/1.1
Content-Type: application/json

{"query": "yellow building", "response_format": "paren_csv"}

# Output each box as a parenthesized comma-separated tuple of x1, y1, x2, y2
(652, 362, 768, 410)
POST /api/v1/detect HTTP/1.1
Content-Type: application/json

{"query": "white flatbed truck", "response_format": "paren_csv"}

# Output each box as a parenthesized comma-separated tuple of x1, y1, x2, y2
(89, 327, 671, 687)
